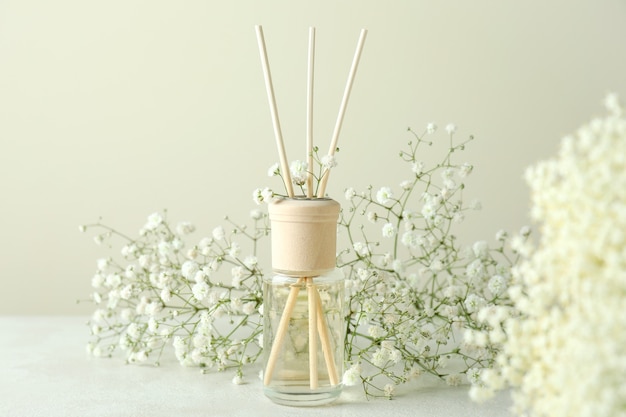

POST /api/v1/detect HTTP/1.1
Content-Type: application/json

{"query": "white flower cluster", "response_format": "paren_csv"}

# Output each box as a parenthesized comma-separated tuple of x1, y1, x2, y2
(470, 94, 626, 416)
(83, 210, 267, 376)
(254, 146, 339, 201)
(337, 125, 522, 398)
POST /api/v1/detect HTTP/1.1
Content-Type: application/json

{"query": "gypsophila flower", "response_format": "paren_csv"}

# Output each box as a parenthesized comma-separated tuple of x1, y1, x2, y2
(464, 294, 486, 313)
(400, 230, 420, 248)
(290, 160, 308, 186)
(472, 241, 489, 259)
(466, 259, 485, 280)
(242, 302, 256, 315)
(383, 383, 395, 398)
(376, 187, 393, 205)
(368, 325, 385, 339)
(352, 241, 370, 257)
(345, 187, 356, 201)
(604, 92, 621, 116)
(446, 374, 463, 386)
(253, 187, 274, 205)
(145, 212, 163, 230)
(470, 94, 626, 417)
(228, 242, 241, 258)
(321, 154, 338, 169)
(445, 123, 457, 135)
(487, 275, 506, 296)
(243, 255, 258, 269)
(231, 266, 244, 288)
(342, 363, 362, 386)
(212, 226, 225, 241)
(411, 161, 424, 175)
(399, 180, 412, 190)
(181, 261, 199, 280)
(421, 201, 436, 219)
(426, 122, 437, 134)
(382, 222, 396, 238)
(176, 222, 195, 235)
(267, 163, 280, 177)
(459, 162, 473, 178)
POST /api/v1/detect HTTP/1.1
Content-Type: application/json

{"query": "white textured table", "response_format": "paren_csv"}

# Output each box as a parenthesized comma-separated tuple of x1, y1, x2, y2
(0, 316, 512, 417)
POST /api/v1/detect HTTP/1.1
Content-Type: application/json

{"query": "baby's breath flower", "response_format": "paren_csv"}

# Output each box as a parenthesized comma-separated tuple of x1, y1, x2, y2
(464, 294, 486, 313)
(250, 209, 263, 220)
(399, 180, 412, 190)
(160, 288, 171, 303)
(352, 241, 370, 257)
(253, 187, 274, 205)
(228, 242, 241, 258)
(181, 261, 199, 280)
(344, 187, 356, 201)
(446, 373, 462, 386)
(342, 363, 362, 386)
(487, 275, 506, 295)
(472, 241, 489, 259)
(495, 229, 508, 242)
(192, 281, 210, 301)
(321, 154, 338, 169)
(400, 230, 420, 248)
(267, 163, 280, 177)
(474, 95, 626, 417)
(243, 256, 257, 269)
(459, 162, 473, 178)
(212, 226, 225, 241)
(368, 325, 385, 339)
(381, 222, 396, 238)
(145, 212, 163, 231)
(242, 302, 256, 315)
(411, 161, 424, 175)
(289, 160, 308, 186)
(176, 222, 195, 235)
(421, 201, 436, 219)
(375, 187, 393, 206)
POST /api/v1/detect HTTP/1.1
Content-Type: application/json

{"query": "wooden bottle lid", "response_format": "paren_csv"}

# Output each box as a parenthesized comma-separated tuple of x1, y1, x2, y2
(268, 197, 340, 277)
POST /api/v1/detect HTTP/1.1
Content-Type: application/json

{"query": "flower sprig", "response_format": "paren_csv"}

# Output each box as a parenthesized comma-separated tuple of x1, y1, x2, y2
(254, 146, 339, 203)
(82, 122, 524, 398)
(333, 124, 525, 397)
(468, 94, 626, 416)
(82, 210, 269, 381)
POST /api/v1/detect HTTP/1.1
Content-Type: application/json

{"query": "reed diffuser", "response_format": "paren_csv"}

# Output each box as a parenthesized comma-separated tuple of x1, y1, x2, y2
(255, 25, 367, 406)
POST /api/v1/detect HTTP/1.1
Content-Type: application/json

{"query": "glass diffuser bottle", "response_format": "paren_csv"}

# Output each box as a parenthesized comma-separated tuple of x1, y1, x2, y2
(263, 197, 344, 406)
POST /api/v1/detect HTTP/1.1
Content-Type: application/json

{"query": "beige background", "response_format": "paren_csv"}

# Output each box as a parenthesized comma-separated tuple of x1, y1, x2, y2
(1, 0, 625, 315)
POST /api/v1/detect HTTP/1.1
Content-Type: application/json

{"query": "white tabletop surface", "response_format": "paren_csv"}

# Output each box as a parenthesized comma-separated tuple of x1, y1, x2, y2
(0, 316, 512, 417)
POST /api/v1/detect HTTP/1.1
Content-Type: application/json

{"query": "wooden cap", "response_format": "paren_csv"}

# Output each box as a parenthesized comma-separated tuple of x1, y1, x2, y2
(268, 197, 340, 276)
